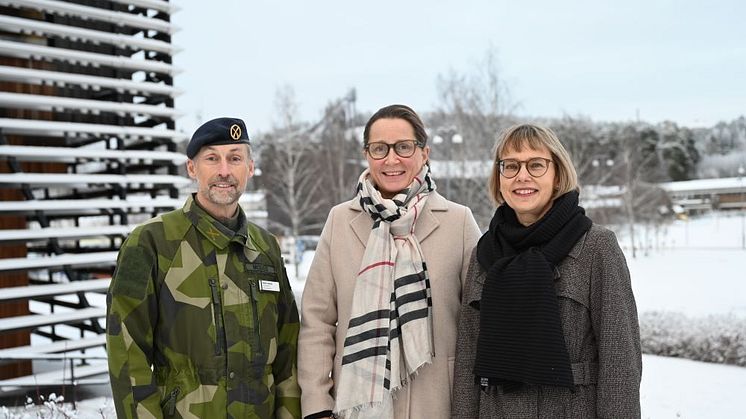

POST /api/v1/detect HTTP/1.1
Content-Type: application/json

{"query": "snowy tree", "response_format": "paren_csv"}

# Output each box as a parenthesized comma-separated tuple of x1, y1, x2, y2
(698, 116, 746, 178)
(658, 122, 700, 181)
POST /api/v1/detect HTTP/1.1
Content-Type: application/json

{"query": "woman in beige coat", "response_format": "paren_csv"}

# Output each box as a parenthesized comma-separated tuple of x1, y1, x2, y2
(298, 104, 480, 419)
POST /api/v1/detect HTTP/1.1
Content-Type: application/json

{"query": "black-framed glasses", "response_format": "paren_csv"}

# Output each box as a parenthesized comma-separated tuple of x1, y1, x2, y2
(498, 157, 553, 178)
(364, 140, 424, 160)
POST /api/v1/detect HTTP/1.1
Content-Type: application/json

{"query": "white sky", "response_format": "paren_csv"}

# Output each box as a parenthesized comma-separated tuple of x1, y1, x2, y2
(171, 0, 746, 136)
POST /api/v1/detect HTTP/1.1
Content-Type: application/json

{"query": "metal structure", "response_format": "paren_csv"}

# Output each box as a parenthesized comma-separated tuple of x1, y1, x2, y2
(0, 0, 182, 392)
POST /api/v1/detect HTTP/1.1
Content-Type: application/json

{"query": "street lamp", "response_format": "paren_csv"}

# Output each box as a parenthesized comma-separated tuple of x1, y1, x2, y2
(738, 165, 745, 249)
(433, 126, 462, 199)
(592, 158, 615, 169)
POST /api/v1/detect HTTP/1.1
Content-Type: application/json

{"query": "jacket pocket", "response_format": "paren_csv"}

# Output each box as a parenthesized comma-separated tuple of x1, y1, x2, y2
(249, 277, 280, 364)
(555, 269, 590, 310)
(209, 278, 226, 355)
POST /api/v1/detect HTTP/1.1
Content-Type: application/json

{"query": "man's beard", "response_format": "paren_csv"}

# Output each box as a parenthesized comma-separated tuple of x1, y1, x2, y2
(205, 176, 242, 206)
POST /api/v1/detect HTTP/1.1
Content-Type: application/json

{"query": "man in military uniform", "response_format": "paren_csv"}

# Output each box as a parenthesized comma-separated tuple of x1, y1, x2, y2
(106, 117, 301, 419)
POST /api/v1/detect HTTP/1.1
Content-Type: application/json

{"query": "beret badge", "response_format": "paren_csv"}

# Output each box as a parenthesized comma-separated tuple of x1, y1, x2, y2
(230, 124, 242, 141)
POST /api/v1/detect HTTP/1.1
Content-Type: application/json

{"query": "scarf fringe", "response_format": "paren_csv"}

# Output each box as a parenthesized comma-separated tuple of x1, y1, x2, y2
(390, 356, 433, 392)
(335, 358, 434, 418)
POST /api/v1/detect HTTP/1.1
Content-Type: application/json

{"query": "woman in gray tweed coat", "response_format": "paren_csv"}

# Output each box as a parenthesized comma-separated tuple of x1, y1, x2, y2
(452, 123, 641, 418)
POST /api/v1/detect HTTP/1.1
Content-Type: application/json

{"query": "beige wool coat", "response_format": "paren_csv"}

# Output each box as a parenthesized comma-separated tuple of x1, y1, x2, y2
(298, 192, 481, 418)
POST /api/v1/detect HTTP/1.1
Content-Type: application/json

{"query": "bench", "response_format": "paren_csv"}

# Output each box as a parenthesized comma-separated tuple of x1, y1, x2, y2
(0, 279, 111, 303)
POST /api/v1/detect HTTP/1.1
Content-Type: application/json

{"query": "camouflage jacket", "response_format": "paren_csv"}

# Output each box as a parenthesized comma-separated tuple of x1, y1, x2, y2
(107, 195, 301, 419)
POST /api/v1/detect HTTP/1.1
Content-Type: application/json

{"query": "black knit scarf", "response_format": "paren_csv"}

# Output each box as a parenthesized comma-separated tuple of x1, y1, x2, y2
(474, 190, 592, 392)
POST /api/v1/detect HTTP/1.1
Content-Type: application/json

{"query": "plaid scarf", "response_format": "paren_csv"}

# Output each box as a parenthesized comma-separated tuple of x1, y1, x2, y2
(335, 165, 435, 418)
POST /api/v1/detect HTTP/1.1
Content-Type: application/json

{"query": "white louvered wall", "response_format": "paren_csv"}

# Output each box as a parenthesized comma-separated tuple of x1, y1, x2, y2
(0, 0, 181, 394)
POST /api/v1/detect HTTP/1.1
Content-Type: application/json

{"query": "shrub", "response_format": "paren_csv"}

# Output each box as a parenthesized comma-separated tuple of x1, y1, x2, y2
(640, 311, 746, 367)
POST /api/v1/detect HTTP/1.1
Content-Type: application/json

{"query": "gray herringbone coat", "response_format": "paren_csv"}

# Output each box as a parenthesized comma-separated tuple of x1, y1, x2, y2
(452, 224, 641, 419)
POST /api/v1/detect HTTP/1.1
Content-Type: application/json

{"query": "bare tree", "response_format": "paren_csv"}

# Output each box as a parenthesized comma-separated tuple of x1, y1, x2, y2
(547, 115, 612, 185)
(429, 46, 517, 228)
(261, 86, 326, 239)
(317, 89, 364, 206)
(606, 123, 671, 257)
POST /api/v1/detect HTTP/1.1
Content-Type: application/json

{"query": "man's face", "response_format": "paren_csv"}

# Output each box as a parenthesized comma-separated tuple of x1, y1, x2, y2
(186, 144, 254, 218)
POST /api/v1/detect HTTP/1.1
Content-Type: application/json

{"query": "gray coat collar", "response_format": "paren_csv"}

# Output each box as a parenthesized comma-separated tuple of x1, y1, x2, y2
(346, 191, 449, 246)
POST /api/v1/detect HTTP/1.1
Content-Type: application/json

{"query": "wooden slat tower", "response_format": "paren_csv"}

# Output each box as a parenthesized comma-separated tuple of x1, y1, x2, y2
(0, 0, 183, 394)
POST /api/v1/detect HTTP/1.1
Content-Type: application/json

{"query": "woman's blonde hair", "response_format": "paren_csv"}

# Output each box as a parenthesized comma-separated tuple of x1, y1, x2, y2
(488, 123, 579, 205)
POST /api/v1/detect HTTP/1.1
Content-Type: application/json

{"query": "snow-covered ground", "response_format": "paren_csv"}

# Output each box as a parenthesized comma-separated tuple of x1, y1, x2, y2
(4, 212, 746, 418)
(620, 213, 746, 317)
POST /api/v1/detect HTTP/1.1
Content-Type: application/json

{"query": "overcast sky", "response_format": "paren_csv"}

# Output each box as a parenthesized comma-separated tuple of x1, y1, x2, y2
(172, 0, 745, 136)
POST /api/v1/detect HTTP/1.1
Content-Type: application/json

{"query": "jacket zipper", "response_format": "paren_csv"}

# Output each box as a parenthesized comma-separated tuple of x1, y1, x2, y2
(161, 387, 180, 416)
(209, 279, 226, 355)
(250, 280, 262, 353)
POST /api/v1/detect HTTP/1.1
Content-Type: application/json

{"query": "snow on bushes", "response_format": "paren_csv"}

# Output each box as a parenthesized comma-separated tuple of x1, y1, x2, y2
(640, 311, 746, 367)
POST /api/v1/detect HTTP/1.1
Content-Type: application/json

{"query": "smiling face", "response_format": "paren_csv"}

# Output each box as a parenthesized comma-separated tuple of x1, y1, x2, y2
(365, 117, 430, 198)
(186, 144, 254, 219)
(499, 145, 558, 226)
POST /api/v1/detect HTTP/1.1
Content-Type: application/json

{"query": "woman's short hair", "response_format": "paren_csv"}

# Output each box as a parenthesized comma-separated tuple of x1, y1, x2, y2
(363, 104, 428, 146)
(488, 123, 579, 205)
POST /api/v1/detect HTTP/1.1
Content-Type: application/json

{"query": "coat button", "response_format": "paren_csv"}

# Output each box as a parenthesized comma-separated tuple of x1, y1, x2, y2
(229, 371, 235, 379)
(221, 283, 228, 290)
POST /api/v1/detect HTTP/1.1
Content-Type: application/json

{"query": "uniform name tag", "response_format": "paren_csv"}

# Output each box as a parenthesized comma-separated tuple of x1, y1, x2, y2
(259, 280, 280, 292)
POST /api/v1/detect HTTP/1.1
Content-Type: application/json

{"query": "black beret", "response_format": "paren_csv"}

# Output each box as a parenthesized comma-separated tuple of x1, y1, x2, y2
(186, 117, 251, 159)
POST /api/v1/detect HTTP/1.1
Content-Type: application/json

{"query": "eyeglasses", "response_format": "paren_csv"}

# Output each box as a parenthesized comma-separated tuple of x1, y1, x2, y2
(364, 140, 424, 160)
(498, 157, 553, 178)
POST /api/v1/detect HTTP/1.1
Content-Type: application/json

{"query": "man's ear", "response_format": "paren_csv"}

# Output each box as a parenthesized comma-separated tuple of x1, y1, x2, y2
(186, 159, 197, 180)
(247, 160, 255, 178)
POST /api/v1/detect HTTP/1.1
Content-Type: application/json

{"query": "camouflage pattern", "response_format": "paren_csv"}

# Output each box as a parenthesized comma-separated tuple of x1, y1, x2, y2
(107, 194, 301, 419)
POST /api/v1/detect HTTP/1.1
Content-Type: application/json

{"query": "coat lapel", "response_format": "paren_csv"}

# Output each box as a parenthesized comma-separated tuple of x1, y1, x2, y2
(349, 205, 371, 246)
(413, 192, 447, 242)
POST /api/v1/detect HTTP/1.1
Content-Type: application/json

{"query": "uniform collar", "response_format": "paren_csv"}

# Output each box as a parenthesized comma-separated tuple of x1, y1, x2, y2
(183, 194, 253, 251)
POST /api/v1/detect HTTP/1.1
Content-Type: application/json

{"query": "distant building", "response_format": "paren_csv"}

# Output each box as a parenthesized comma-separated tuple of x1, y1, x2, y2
(659, 177, 746, 214)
